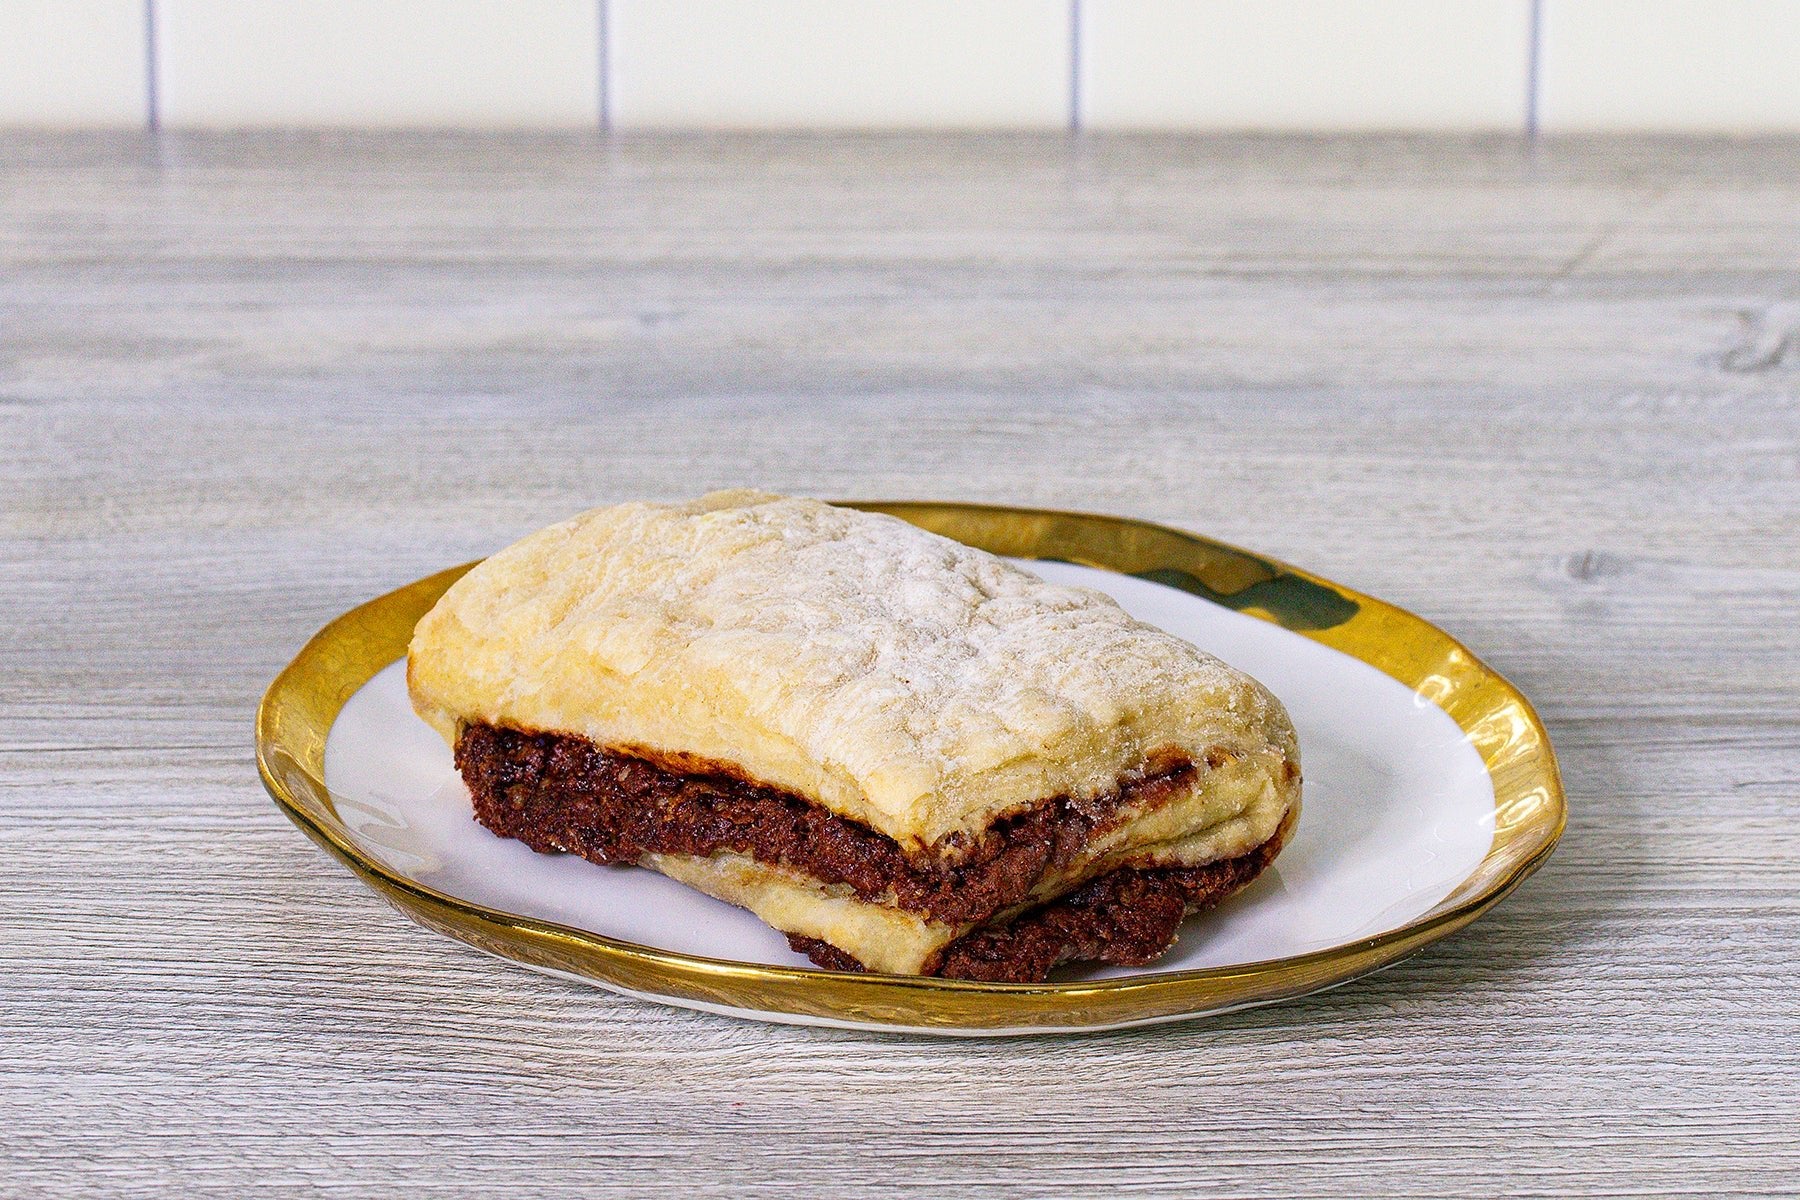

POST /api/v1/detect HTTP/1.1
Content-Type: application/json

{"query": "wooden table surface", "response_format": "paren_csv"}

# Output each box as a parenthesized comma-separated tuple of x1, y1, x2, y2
(4, 132, 1796, 1198)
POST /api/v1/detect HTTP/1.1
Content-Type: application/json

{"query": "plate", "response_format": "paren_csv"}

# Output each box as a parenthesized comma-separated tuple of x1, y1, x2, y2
(258, 502, 1564, 1035)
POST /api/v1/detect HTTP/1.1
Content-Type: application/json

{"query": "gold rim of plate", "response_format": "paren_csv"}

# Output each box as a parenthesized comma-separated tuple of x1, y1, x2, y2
(256, 502, 1565, 1034)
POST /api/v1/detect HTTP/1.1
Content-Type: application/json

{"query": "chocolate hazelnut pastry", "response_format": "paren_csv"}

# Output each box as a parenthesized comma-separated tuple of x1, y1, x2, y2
(408, 491, 1300, 982)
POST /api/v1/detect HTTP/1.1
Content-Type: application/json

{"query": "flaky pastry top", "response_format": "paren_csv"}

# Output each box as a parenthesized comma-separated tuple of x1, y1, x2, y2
(408, 491, 1298, 850)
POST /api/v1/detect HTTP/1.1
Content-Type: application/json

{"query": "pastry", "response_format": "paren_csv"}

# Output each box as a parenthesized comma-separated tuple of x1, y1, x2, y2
(408, 491, 1300, 982)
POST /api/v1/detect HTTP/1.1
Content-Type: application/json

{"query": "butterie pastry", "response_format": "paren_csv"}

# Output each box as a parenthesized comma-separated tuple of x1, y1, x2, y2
(407, 491, 1300, 983)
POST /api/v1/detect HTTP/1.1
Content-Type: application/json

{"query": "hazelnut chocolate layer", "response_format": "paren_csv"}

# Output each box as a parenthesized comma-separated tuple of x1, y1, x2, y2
(457, 722, 1215, 930)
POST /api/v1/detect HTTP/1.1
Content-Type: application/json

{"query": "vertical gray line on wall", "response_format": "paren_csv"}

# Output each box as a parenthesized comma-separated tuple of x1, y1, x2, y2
(143, 0, 160, 132)
(597, 0, 612, 131)
(1068, 0, 1083, 132)
(1525, 0, 1544, 139)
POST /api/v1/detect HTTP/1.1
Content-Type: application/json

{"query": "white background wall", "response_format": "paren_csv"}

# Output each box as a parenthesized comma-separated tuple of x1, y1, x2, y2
(3, 0, 1799, 132)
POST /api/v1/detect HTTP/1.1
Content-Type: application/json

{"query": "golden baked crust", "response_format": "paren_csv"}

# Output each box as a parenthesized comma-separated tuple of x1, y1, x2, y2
(408, 490, 1299, 851)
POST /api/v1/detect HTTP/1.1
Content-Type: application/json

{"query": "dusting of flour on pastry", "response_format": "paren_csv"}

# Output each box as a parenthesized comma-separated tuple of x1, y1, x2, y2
(408, 490, 1296, 850)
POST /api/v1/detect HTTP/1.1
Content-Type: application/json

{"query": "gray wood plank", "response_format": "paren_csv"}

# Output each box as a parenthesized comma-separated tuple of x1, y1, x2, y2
(2, 132, 1796, 1199)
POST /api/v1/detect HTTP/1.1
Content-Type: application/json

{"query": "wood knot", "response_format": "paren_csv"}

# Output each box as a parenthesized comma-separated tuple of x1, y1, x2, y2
(1721, 305, 1800, 374)
(1561, 550, 1625, 582)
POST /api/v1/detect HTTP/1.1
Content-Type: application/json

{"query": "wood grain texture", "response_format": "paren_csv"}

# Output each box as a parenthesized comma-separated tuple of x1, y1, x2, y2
(2, 132, 1797, 1199)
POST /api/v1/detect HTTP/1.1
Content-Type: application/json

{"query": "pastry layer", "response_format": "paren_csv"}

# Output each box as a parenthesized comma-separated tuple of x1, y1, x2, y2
(458, 722, 1297, 932)
(409, 490, 1299, 850)
(789, 820, 1289, 982)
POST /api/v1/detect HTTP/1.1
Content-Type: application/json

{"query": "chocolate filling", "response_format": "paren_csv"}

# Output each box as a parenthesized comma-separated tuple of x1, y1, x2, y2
(456, 722, 1217, 928)
(789, 825, 1285, 983)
